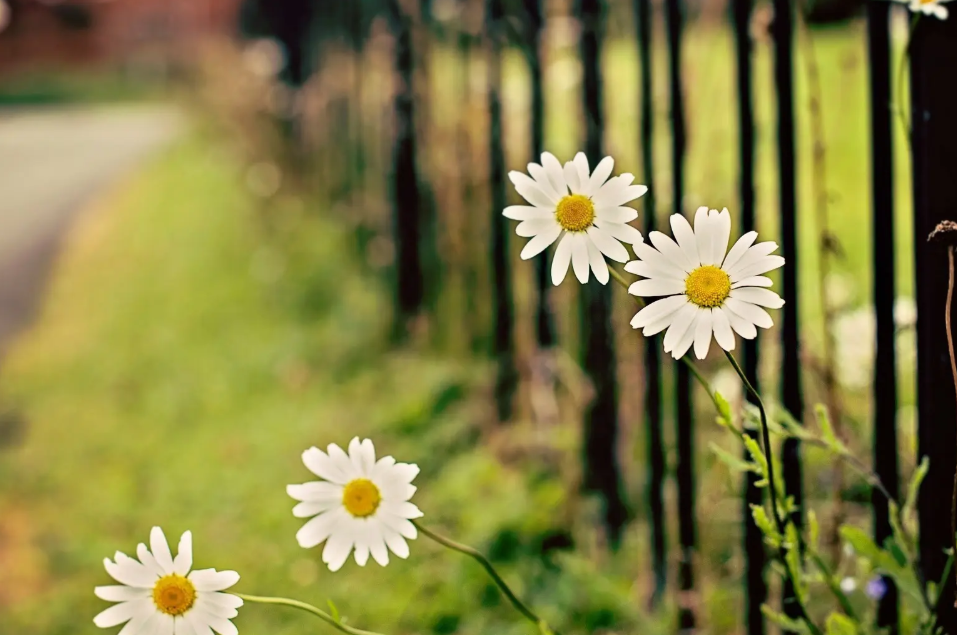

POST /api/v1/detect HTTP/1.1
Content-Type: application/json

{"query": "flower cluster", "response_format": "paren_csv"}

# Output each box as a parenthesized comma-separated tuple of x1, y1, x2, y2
(505, 152, 785, 360)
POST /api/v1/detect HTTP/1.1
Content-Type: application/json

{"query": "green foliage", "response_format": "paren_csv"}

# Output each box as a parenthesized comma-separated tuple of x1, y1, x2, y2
(825, 613, 860, 635)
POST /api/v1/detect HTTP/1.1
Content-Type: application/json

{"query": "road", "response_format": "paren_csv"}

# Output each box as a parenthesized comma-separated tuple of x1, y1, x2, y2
(0, 105, 181, 360)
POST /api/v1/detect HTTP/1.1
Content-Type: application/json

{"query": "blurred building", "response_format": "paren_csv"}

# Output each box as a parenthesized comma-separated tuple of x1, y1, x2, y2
(0, 0, 243, 75)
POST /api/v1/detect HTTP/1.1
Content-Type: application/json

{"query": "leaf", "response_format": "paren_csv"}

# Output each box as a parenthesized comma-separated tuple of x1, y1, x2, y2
(710, 442, 754, 473)
(905, 457, 930, 518)
(808, 510, 820, 551)
(825, 613, 860, 635)
(327, 599, 341, 622)
(815, 404, 845, 451)
(714, 390, 733, 425)
(762, 605, 812, 634)
(751, 504, 781, 548)
(743, 434, 769, 478)
(840, 526, 884, 563)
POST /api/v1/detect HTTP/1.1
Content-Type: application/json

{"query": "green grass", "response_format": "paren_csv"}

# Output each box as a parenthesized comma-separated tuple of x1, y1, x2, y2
(0, 134, 663, 635)
(0, 71, 162, 105)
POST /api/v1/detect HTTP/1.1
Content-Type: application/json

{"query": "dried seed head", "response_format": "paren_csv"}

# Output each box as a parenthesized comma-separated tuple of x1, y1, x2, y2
(927, 220, 957, 247)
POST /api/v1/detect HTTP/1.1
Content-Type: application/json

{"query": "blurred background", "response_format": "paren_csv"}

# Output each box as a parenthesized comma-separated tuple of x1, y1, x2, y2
(0, 0, 920, 634)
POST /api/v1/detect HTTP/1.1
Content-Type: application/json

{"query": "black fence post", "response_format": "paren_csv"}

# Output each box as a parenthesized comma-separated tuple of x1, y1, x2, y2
(577, 0, 628, 547)
(486, 0, 517, 423)
(635, 0, 667, 607)
(732, 0, 766, 631)
(911, 13, 957, 633)
(770, 0, 804, 624)
(665, 0, 695, 628)
(867, 2, 899, 632)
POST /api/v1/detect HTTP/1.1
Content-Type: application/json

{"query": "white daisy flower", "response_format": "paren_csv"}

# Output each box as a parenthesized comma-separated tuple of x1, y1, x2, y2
(627, 207, 785, 360)
(504, 151, 646, 285)
(288, 437, 423, 572)
(94, 527, 242, 635)
(903, 0, 950, 19)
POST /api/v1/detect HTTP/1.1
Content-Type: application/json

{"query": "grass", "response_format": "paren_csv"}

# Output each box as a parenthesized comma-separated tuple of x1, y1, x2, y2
(0, 17, 920, 635)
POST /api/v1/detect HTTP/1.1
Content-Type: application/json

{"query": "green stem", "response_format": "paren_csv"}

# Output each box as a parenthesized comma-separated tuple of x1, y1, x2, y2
(808, 551, 858, 620)
(608, 266, 716, 406)
(894, 14, 920, 140)
(414, 521, 553, 634)
(234, 593, 386, 635)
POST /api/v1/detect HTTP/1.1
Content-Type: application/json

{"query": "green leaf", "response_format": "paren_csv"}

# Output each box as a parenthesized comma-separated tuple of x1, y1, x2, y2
(808, 510, 820, 551)
(905, 457, 930, 518)
(327, 599, 341, 622)
(840, 526, 884, 563)
(825, 613, 860, 635)
(762, 605, 811, 634)
(714, 390, 733, 424)
(743, 434, 768, 478)
(710, 442, 754, 473)
(751, 504, 781, 548)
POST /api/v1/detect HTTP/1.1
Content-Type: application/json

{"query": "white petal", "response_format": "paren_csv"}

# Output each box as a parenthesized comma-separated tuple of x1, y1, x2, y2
(725, 242, 779, 279)
(156, 613, 175, 635)
(390, 462, 420, 483)
(551, 233, 574, 285)
(662, 303, 698, 353)
(382, 500, 424, 519)
(712, 208, 732, 264)
(642, 313, 676, 336)
(528, 162, 563, 201)
(105, 555, 157, 588)
(671, 312, 700, 359)
(200, 613, 238, 635)
(570, 234, 590, 283)
(202, 593, 244, 611)
(383, 527, 411, 559)
(712, 307, 735, 351)
(732, 276, 773, 289)
(630, 240, 689, 277)
(933, 3, 948, 18)
(296, 508, 346, 548)
(322, 530, 354, 572)
(95, 586, 151, 602)
(93, 599, 153, 628)
(693, 309, 715, 360)
(353, 528, 370, 567)
(721, 231, 758, 271)
(670, 214, 700, 268)
(694, 207, 715, 265)
(541, 152, 568, 194)
(367, 526, 390, 567)
(119, 608, 158, 635)
(380, 514, 417, 539)
(595, 206, 638, 224)
(649, 231, 696, 273)
(302, 447, 348, 484)
(629, 278, 686, 297)
(188, 570, 240, 592)
(585, 237, 610, 284)
(587, 156, 614, 193)
(587, 226, 629, 262)
(730, 255, 786, 281)
(503, 205, 553, 221)
(327, 443, 361, 481)
(287, 481, 343, 503)
(378, 478, 416, 501)
(724, 304, 758, 339)
(292, 500, 336, 518)
(173, 531, 192, 576)
(509, 171, 558, 207)
(594, 182, 648, 207)
(184, 613, 214, 635)
(150, 528, 175, 575)
(595, 219, 643, 245)
(563, 160, 582, 193)
(631, 295, 688, 329)
(520, 225, 562, 260)
(136, 544, 164, 578)
(623, 259, 683, 282)
(573, 152, 590, 192)
(724, 297, 774, 329)
(730, 287, 785, 309)
(516, 218, 560, 238)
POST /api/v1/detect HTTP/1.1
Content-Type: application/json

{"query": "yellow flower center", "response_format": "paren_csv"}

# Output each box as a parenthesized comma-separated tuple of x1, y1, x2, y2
(152, 574, 196, 616)
(920, 0, 935, 5)
(685, 265, 731, 308)
(342, 478, 381, 518)
(555, 194, 595, 232)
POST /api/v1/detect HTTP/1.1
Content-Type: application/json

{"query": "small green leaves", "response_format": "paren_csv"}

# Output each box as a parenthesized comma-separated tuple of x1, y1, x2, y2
(762, 605, 811, 634)
(905, 456, 930, 518)
(710, 442, 753, 473)
(825, 613, 860, 635)
(327, 599, 341, 623)
(751, 504, 781, 548)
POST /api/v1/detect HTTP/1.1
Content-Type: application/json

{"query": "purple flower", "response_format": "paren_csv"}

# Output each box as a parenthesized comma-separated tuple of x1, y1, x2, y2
(866, 576, 888, 600)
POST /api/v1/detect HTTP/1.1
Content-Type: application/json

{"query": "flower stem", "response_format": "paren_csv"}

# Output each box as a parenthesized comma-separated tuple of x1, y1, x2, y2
(413, 521, 553, 634)
(608, 266, 715, 404)
(233, 593, 386, 635)
(894, 14, 920, 140)
(946, 247, 957, 602)
(724, 350, 823, 635)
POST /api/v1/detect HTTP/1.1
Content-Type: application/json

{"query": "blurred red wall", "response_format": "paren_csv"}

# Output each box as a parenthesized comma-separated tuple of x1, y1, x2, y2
(0, 0, 243, 74)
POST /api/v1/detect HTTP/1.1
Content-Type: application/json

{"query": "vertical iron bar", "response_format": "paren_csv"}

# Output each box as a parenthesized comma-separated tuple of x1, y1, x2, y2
(486, 0, 516, 423)
(733, 0, 766, 631)
(635, 0, 667, 606)
(577, 0, 628, 547)
(912, 12, 957, 633)
(666, 0, 695, 628)
(867, 2, 899, 632)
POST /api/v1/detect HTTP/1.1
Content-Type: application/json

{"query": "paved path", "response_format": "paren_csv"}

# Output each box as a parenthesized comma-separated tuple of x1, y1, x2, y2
(0, 105, 181, 360)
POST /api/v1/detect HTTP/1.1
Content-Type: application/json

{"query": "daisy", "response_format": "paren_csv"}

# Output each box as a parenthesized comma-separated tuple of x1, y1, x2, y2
(627, 207, 785, 360)
(903, 0, 950, 19)
(504, 151, 646, 285)
(94, 527, 242, 635)
(288, 437, 423, 572)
